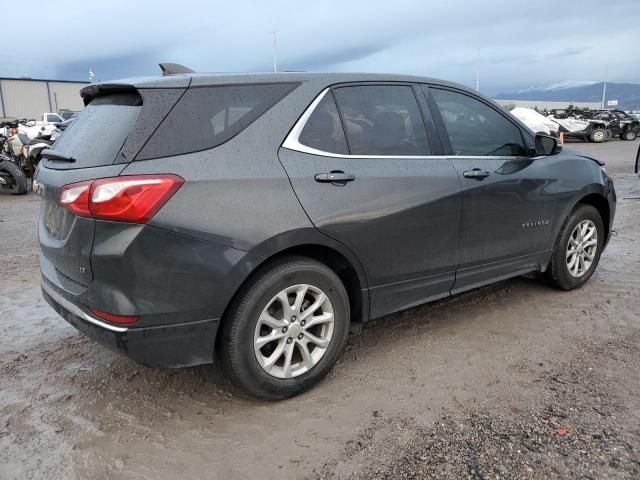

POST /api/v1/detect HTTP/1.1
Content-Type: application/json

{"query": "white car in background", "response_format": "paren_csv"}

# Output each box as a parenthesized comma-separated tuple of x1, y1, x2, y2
(509, 107, 559, 136)
(20, 113, 64, 139)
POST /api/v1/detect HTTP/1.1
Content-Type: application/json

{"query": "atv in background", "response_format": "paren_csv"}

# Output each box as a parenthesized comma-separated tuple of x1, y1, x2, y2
(586, 110, 638, 141)
(546, 108, 639, 143)
(547, 113, 612, 143)
(546, 107, 583, 119)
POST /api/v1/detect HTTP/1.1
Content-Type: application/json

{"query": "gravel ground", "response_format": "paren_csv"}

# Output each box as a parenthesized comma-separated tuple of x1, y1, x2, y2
(1, 140, 639, 480)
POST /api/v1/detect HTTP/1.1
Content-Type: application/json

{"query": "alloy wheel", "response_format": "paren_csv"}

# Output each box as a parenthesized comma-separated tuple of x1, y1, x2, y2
(566, 219, 598, 278)
(254, 284, 335, 379)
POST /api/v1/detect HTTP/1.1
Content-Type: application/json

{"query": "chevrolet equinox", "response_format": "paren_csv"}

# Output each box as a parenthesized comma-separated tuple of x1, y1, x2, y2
(36, 69, 616, 399)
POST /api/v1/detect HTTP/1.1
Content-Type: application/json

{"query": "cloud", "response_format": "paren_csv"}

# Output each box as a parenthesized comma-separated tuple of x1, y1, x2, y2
(546, 47, 591, 59)
(55, 50, 161, 81)
(2, 0, 638, 94)
(289, 42, 392, 70)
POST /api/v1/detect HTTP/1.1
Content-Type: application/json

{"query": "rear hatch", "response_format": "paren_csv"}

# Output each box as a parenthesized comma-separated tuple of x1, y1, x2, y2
(37, 85, 184, 287)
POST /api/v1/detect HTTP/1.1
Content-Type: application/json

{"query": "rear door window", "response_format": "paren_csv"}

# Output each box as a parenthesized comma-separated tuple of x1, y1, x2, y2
(429, 88, 526, 156)
(137, 83, 298, 160)
(298, 92, 349, 155)
(332, 85, 430, 156)
(46, 93, 142, 170)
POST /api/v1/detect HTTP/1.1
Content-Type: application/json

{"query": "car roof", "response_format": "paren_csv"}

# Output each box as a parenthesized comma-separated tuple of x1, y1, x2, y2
(94, 71, 473, 93)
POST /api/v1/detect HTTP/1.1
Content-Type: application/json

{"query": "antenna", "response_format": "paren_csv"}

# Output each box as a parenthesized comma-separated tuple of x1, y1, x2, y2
(88, 66, 95, 83)
(159, 63, 195, 76)
(272, 31, 278, 72)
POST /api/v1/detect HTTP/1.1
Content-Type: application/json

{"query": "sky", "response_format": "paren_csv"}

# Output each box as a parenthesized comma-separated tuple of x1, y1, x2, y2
(2, 0, 638, 95)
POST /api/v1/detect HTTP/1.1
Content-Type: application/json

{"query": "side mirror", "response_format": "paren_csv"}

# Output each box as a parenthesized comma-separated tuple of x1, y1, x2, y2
(635, 143, 639, 175)
(535, 133, 562, 156)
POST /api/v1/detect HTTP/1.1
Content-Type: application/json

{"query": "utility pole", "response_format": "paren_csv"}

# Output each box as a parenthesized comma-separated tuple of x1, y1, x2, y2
(475, 49, 480, 91)
(272, 31, 278, 72)
(601, 65, 607, 109)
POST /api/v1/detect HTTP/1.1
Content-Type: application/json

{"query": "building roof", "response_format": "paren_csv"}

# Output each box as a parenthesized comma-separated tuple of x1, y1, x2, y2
(0, 77, 89, 84)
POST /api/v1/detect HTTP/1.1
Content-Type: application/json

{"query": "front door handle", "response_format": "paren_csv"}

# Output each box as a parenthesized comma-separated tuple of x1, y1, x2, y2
(314, 171, 355, 183)
(463, 169, 490, 180)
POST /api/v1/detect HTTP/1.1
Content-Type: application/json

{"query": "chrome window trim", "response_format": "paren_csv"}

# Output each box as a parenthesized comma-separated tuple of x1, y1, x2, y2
(281, 88, 527, 161)
(42, 282, 129, 333)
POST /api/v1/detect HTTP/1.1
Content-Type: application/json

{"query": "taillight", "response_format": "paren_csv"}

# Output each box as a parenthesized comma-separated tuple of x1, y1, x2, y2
(58, 175, 184, 224)
(59, 181, 92, 217)
(90, 308, 140, 325)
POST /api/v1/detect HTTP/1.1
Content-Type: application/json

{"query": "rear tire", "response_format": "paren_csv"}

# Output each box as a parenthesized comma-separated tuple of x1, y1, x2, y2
(546, 204, 604, 290)
(0, 160, 28, 195)
(589, 128, 606, 143)
(219, 255, 350, 400)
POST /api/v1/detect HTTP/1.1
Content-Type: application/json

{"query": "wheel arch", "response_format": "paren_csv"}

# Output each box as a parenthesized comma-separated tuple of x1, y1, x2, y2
(215, 233, 370, 355)
(552, 190, 610, 245)
(263, 244, 369, 326)
(576, 192, 611, 240)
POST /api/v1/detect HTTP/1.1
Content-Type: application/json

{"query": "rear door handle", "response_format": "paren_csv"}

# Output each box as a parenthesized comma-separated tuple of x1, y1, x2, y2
(314, 172, 355, 183)
(463, 169, 490, 179)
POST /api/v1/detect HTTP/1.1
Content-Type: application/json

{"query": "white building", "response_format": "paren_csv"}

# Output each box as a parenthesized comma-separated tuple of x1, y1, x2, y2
(0, 77, 88, 120)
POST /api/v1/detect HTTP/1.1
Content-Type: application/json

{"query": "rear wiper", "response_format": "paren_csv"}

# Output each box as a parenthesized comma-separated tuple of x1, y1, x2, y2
(41, 149, 76, 163)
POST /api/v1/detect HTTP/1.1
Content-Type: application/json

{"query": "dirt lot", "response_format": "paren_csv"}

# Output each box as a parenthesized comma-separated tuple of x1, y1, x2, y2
(1, 140, 639, 480)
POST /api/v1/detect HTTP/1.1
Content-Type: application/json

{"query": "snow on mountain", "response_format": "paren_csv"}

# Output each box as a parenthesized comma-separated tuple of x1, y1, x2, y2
(516, 81, 598, 94)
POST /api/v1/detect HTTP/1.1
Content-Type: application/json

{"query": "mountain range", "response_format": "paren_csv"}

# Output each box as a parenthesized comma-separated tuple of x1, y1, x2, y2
(495, 82, 640, 110)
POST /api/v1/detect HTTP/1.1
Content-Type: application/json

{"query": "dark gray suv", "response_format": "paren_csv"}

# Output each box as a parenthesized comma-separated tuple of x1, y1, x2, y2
(36, 71, 616, 399)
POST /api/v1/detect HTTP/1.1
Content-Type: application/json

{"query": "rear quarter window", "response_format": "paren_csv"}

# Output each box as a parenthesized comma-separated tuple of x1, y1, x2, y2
(137, 83, 298, 160)
(298, 92, 349, 155)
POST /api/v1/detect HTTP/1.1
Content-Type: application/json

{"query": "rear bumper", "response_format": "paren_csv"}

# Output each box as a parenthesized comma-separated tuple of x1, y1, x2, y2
(42, 281, 219, 368)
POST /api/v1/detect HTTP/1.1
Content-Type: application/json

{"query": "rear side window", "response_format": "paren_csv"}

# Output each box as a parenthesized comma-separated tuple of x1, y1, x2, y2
(48, 93, 142, 169)
(332, 85, 430, 156)
(430, 88, 526, 156)
(298, 92, 348, 155)
(138, 83, 298, 160)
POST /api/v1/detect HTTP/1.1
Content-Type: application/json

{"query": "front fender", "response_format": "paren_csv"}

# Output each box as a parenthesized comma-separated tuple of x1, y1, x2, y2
(547, 152, 614, 246)
(550, 181, 614, 247)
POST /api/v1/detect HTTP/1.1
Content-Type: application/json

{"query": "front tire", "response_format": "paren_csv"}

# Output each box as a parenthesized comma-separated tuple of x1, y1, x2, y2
(622, 130, 637, 141)
(219, 255, 350, 400)
(546, 204, 604, 290)
(589, 128, 606, 143)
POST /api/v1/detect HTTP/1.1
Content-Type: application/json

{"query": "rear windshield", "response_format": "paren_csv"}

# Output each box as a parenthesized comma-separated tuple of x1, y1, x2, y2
(137, 83, 298, 160)
(47, 93, 141, 169)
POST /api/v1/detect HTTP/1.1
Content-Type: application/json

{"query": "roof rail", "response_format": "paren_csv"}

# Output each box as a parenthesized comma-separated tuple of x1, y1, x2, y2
(159, 63, 195, 76)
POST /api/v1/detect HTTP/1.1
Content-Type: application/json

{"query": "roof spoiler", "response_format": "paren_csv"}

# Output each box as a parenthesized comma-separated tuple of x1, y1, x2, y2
(80, 84, 139, 106)
(159, 63, 195, 76)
